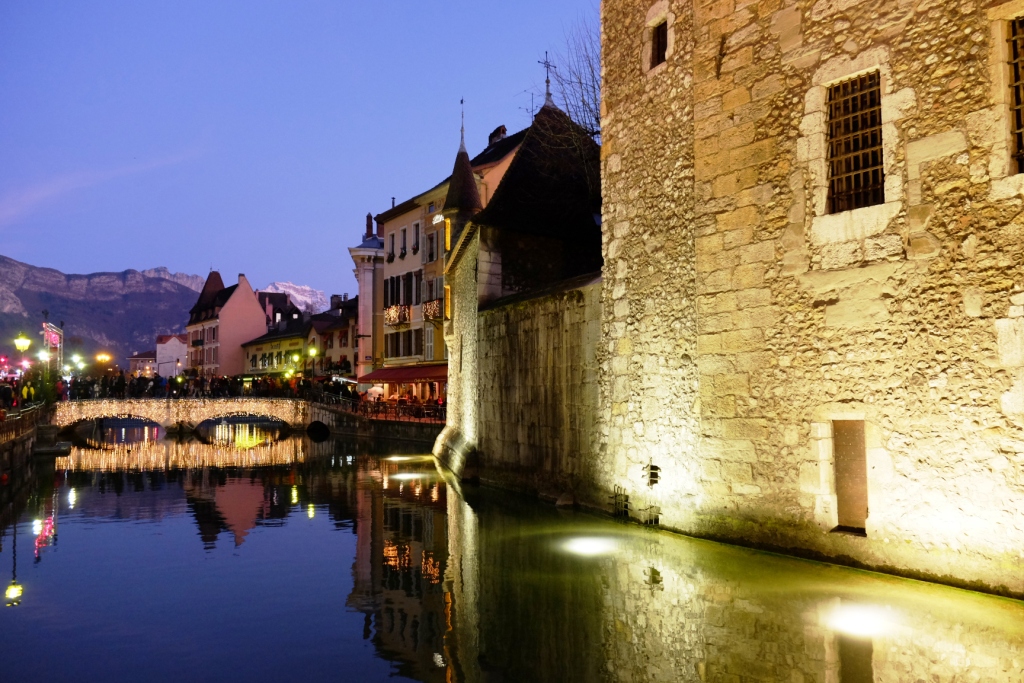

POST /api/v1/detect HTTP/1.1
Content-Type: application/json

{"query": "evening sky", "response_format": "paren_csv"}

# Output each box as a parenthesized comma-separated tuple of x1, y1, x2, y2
(0, 0, 596, 297)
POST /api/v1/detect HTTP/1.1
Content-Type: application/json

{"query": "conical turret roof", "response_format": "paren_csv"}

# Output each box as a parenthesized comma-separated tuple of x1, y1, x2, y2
(443, 135, 482, 215)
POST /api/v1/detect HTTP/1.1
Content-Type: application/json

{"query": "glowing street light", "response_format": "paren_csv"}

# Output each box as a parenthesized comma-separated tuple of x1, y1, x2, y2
(308, 347, 317, 377)
(13, 334, 30, 354)
(71, 354, 82, 364)
(37, 351, 50, 363)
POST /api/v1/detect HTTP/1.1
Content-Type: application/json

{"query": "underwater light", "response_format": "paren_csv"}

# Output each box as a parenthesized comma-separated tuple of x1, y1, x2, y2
(562, 537, 618, 557)
(827, 604, 893, 638)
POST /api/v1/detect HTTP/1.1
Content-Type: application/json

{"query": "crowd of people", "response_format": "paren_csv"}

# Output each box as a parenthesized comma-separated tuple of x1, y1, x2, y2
(2, 370, 445, 423)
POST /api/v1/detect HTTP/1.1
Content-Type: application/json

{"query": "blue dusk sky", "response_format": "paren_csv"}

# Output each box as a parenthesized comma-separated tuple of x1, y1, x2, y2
(0, 0, 596, 297)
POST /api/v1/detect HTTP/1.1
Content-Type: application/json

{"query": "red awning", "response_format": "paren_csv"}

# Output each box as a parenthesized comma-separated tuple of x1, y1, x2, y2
(358, 365, 448, 384)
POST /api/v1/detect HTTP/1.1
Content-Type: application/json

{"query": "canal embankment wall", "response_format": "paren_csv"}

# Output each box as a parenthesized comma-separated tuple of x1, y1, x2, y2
(436, 276, 602, 501)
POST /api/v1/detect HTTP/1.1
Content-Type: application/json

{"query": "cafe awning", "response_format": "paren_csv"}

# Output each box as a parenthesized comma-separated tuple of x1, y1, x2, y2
(358, 365, 448, 384)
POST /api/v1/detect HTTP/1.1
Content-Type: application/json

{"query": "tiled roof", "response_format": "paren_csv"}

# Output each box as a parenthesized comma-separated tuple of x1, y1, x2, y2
(471, 104, 601, 241)
(156, 333, 188, 344)
(130, 350, 157, 360)
(373, 197, 420, 225)
(241, 320, 311, 347)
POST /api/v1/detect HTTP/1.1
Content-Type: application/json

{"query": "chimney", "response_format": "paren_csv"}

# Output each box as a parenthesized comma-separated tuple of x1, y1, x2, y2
(488, 125, 507, 146)
(343, 293, 348, 301)
(376, 217, 383, 238)
(391, 197, 396, 208)
(365, 212, 373, 239)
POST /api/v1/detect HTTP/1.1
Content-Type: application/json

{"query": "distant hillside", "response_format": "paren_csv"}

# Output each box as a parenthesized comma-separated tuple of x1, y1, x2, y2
(140, 267, 205, 293)
(0, 254, 198, 367)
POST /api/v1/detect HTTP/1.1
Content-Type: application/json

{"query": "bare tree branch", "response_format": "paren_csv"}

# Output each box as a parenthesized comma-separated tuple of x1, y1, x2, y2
(551, 11, 601, 142)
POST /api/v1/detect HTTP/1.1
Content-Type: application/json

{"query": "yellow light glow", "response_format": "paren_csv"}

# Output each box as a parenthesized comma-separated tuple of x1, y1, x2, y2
(292, 354, 299, 363)
(76, 362, 85, 369)
(14, 334, 30, 353)
(562, 537, 618, 557)
(309, 347, 317, 357)
(826, 604, 894, 638)
(71, 354, 82, 364)
(5, 583, 23, 601)
(307, 504, 315, 519)
(96, 353, 111, 363)
(390, 472, 433, 480)
(37, 351, 50, 362)
(68, 488, 77, 509)
(291, 486, 299, 505)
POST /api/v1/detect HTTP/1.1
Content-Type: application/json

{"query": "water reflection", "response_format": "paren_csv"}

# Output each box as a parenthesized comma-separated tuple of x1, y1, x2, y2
(0, 421, 1021, 682)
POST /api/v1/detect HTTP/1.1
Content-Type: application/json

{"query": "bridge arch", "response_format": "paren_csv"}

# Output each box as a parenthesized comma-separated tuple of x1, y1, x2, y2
(53, 398, 310, 431)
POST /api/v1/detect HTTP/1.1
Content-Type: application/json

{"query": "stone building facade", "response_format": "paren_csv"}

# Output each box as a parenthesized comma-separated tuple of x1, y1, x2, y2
(598, 0, 1024, 595)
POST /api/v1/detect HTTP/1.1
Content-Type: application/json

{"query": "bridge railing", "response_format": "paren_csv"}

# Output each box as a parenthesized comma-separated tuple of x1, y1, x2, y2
(315, 394, 446, 424)
(56, 395, 447, 425)
(0, 405, 43, 445)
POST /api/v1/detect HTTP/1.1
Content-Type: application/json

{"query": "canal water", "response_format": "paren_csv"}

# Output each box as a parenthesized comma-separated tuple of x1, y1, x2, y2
(1, 419, 1022, 682)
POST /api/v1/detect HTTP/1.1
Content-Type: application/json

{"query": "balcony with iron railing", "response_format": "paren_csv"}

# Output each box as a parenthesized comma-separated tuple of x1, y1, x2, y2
(384, 304, 411, 327)
(423, 298, 443, 321)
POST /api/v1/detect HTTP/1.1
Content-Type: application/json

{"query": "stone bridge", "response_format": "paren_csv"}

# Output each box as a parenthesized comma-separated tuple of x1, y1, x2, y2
(52, 398, 316, 431)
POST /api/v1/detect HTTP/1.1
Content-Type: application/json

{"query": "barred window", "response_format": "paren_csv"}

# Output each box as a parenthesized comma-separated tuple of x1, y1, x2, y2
(1009, 19, 1024, 174)
(651, 21, 668, 68)
(826, 72, 884, 213)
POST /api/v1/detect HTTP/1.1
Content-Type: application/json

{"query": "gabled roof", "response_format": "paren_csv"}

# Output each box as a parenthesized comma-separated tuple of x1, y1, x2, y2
(374, 197, 420, 225)
(156, 334, 188, 345)
(469, 127, 528, 168)
(470, 104, 600, 240)
(190, 271, 225, 313)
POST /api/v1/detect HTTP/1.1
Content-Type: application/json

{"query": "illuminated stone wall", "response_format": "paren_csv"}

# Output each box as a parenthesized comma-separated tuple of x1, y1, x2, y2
(599, 0, 1024, 595)
(474, 280, 602, 497)
(52, 398, 309, 429)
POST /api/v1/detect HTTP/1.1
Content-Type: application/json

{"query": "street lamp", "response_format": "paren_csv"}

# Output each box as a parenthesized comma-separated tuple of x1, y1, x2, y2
(13, 334, 30, 374)
(308, 347, 317, 377)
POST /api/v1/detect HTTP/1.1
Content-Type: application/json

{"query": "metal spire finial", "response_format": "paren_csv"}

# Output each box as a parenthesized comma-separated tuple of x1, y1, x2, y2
(538, 51, 556, 107)
(460, 98, 466, 152)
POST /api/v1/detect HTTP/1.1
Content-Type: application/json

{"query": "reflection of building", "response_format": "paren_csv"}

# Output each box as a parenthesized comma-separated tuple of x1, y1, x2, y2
(348, 457, 451, 682)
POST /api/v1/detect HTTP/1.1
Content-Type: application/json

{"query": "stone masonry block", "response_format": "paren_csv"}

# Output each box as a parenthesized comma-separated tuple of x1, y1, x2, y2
(715, 372, 750, 395)
(721, 328, 763, 353)
(717, 205, 761, 232)
(739, 240, 775, 263)
(722, 417, 768, 441)
(732, 263, 766, 289)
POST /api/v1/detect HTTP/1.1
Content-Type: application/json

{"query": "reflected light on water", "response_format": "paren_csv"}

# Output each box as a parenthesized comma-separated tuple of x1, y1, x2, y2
(827, 603, 895, 637)
(291, 486, 299, 505)
(31, 519, 43, 535)
(390, 472, 434, 481)
(68, 488, 76, 509)
(562, 537, 619, 557)
(307, 504, 315, 519)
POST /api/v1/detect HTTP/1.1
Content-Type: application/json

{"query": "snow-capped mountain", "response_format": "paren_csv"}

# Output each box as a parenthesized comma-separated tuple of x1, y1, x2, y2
(263, 282, 329, 314)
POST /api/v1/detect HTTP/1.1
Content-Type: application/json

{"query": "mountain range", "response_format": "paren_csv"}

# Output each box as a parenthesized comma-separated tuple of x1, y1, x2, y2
(0, 255, 329, 368)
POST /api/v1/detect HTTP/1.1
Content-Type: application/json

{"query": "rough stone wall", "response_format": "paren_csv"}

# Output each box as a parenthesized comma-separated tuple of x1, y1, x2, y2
(600, 0, 1024, 595)
(435, 231, 482, 472)
(475, 280, 601, 496)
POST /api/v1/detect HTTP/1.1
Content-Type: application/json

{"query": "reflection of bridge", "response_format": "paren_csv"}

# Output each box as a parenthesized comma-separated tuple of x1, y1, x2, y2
(52, 398, 313, 430)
